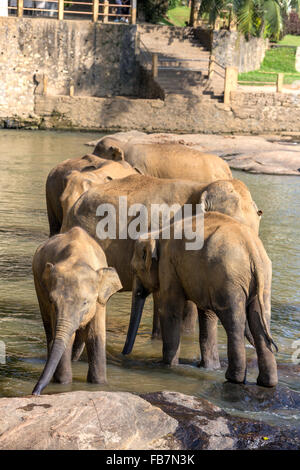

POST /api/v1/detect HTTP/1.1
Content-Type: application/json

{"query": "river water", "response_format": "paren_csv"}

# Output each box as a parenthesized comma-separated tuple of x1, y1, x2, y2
(0, 130, 299, 429)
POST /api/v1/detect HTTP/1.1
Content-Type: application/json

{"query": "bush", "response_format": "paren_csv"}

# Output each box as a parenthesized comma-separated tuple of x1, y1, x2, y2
(168, 0, 181, 8)
(141, 1, 170, 23)
(283, 11, 300, 36)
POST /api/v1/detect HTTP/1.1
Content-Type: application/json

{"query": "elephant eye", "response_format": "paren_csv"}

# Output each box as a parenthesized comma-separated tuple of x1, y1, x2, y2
(83, 299, 88, 306)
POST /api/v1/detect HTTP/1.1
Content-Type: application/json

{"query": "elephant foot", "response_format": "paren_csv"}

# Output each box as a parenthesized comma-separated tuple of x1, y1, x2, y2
(87, 370, 107, 384)
(198, 358, 221, 370)
(162, 355, 179, 367)
(256, 373, 278, 388)
(53, 374, 72, 385)
(225, 368, 247, 385)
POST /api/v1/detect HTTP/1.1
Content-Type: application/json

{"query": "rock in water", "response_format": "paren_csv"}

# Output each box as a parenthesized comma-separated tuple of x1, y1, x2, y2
(0, 390, 299, 450)
(0, 391, 177, 450)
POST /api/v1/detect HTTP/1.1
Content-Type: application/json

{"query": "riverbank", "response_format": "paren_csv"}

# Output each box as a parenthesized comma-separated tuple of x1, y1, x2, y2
(86, 130, 300, 176)
(0, 390, 299, 450)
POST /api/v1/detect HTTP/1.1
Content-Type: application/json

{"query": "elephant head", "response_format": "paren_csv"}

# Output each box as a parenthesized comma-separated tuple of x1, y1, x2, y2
(200, 179, 262, 234)
(60, 170, 112, 228)
(122, 238, 159, 355)
(93, 136, 125, 162)
(32, 262, 121, 395)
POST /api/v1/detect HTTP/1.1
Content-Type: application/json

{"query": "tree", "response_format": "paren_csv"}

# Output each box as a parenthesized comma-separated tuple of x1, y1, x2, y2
(142, 0, 170, 23)
(189, 0, 202, 26)
(199, 0, 300, 39)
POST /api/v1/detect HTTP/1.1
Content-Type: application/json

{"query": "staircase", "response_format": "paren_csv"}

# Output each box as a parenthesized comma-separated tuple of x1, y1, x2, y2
(137, 25, 225, 102)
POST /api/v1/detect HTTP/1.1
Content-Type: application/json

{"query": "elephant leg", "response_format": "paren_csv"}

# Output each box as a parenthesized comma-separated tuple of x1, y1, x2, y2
(198, 309, 220, 369)
(160, 296, 185, 366)
(53, 333, 75, 384)
(182, 301, 197, 334)
(218, 305, 247, 384)
(247, 298, 278, 387)
(152, 292, 161, 339)
(85, 305, 107, 384)
(72, 329, 86, 361)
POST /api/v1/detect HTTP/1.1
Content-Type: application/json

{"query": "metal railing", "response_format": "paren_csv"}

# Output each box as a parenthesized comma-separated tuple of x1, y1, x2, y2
(7, 0, 137, 23)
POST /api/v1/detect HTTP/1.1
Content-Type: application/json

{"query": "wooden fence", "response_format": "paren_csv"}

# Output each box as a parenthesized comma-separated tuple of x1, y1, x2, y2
(7, 0, 137, 24)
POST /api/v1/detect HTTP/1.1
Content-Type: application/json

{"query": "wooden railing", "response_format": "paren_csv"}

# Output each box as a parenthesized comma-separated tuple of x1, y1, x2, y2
(238, 72, 292, 92)
(7, 0, 137, 24)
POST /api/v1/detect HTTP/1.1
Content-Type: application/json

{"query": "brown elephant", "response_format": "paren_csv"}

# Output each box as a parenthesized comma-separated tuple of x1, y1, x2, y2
(46, 153, 136, 236)
(124, 212, 278, 388)
(62, 174, 262, 345)
(93, 136, 232, 182)
(60, 164, 137, 228)
(32, 226, 122, 395)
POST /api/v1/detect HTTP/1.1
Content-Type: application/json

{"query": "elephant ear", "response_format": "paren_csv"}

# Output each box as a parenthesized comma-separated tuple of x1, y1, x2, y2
(97, 267, 122, 305)
(41, 262, 55, 291)
(110, 146, 124, 162)
(142, 239, 158, 272)
(200, 186, 240, 215)
(199, 191, 209, 211)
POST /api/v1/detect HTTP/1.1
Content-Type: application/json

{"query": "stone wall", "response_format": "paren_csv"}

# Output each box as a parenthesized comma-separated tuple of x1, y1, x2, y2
(0, 17, 138, 120)
(29, 90, 300, 134)
(212, 30, 268, 72)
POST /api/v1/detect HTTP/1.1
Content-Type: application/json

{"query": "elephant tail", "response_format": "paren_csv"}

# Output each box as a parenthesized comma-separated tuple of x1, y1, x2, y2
(252, 257, 278, 353)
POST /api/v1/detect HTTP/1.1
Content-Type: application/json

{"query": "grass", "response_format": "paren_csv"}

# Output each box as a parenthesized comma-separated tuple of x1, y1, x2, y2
(279, 34, 300, 46)
(238, 36, 300, 85)
(166, 5, 190, 27)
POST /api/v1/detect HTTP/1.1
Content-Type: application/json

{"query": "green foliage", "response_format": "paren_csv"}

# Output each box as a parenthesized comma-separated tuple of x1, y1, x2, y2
(199, 0, 300, 40)
(168, 0, 181, 8)
(238, 42, 300, 84)
(142, 0, 170, 23)
(279, 34, 300, 45)
(167, 5, 190, 26)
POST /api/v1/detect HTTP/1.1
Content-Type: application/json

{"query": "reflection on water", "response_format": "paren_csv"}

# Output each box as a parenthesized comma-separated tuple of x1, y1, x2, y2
(0, 130, 299, 428)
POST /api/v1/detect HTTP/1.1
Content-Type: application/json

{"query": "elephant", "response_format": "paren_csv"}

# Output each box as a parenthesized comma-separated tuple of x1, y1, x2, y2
(93, 136, 233, 183)
(62, 174, 262, 341)
(46, 153, 137, 236)
(123, 212, 278, 388)
(32, 226, 122, 395)
(60, 164, 137, 229)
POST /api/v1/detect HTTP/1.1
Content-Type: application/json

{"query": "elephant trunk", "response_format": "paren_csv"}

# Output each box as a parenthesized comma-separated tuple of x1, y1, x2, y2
(32, 319, 76, 395)
(122, 279, 149, 355)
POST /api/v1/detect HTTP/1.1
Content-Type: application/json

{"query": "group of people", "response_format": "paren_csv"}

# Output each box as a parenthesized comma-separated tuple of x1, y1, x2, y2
(8, 1, 56, 16)
(112, 0, 131, 22)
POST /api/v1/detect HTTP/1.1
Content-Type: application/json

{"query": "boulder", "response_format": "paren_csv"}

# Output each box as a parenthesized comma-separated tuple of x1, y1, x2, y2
(142, 391, 300, 450)
(0, 390, 299, 450)
(0, 391, 177, 450)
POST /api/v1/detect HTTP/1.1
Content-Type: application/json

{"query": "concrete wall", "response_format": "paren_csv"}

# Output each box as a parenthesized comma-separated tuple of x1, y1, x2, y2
(212, 30, 268, 73)
(13, 90, 298, 134)
(0, 17, 138, 119)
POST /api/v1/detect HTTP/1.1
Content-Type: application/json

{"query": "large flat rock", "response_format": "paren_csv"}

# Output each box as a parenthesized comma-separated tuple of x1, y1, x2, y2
(0, 390, 299, 450)
(0, 391, 177, 450)
(86, 131, 300, 176)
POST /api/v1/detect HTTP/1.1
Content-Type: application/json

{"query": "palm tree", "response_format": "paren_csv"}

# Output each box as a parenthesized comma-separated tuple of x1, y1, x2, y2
(198, 0, 300, 39)
(189, 0, 202, 26)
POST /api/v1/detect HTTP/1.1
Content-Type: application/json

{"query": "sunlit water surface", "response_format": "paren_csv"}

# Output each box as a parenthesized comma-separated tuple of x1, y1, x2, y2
(0, 130, 299, 429)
